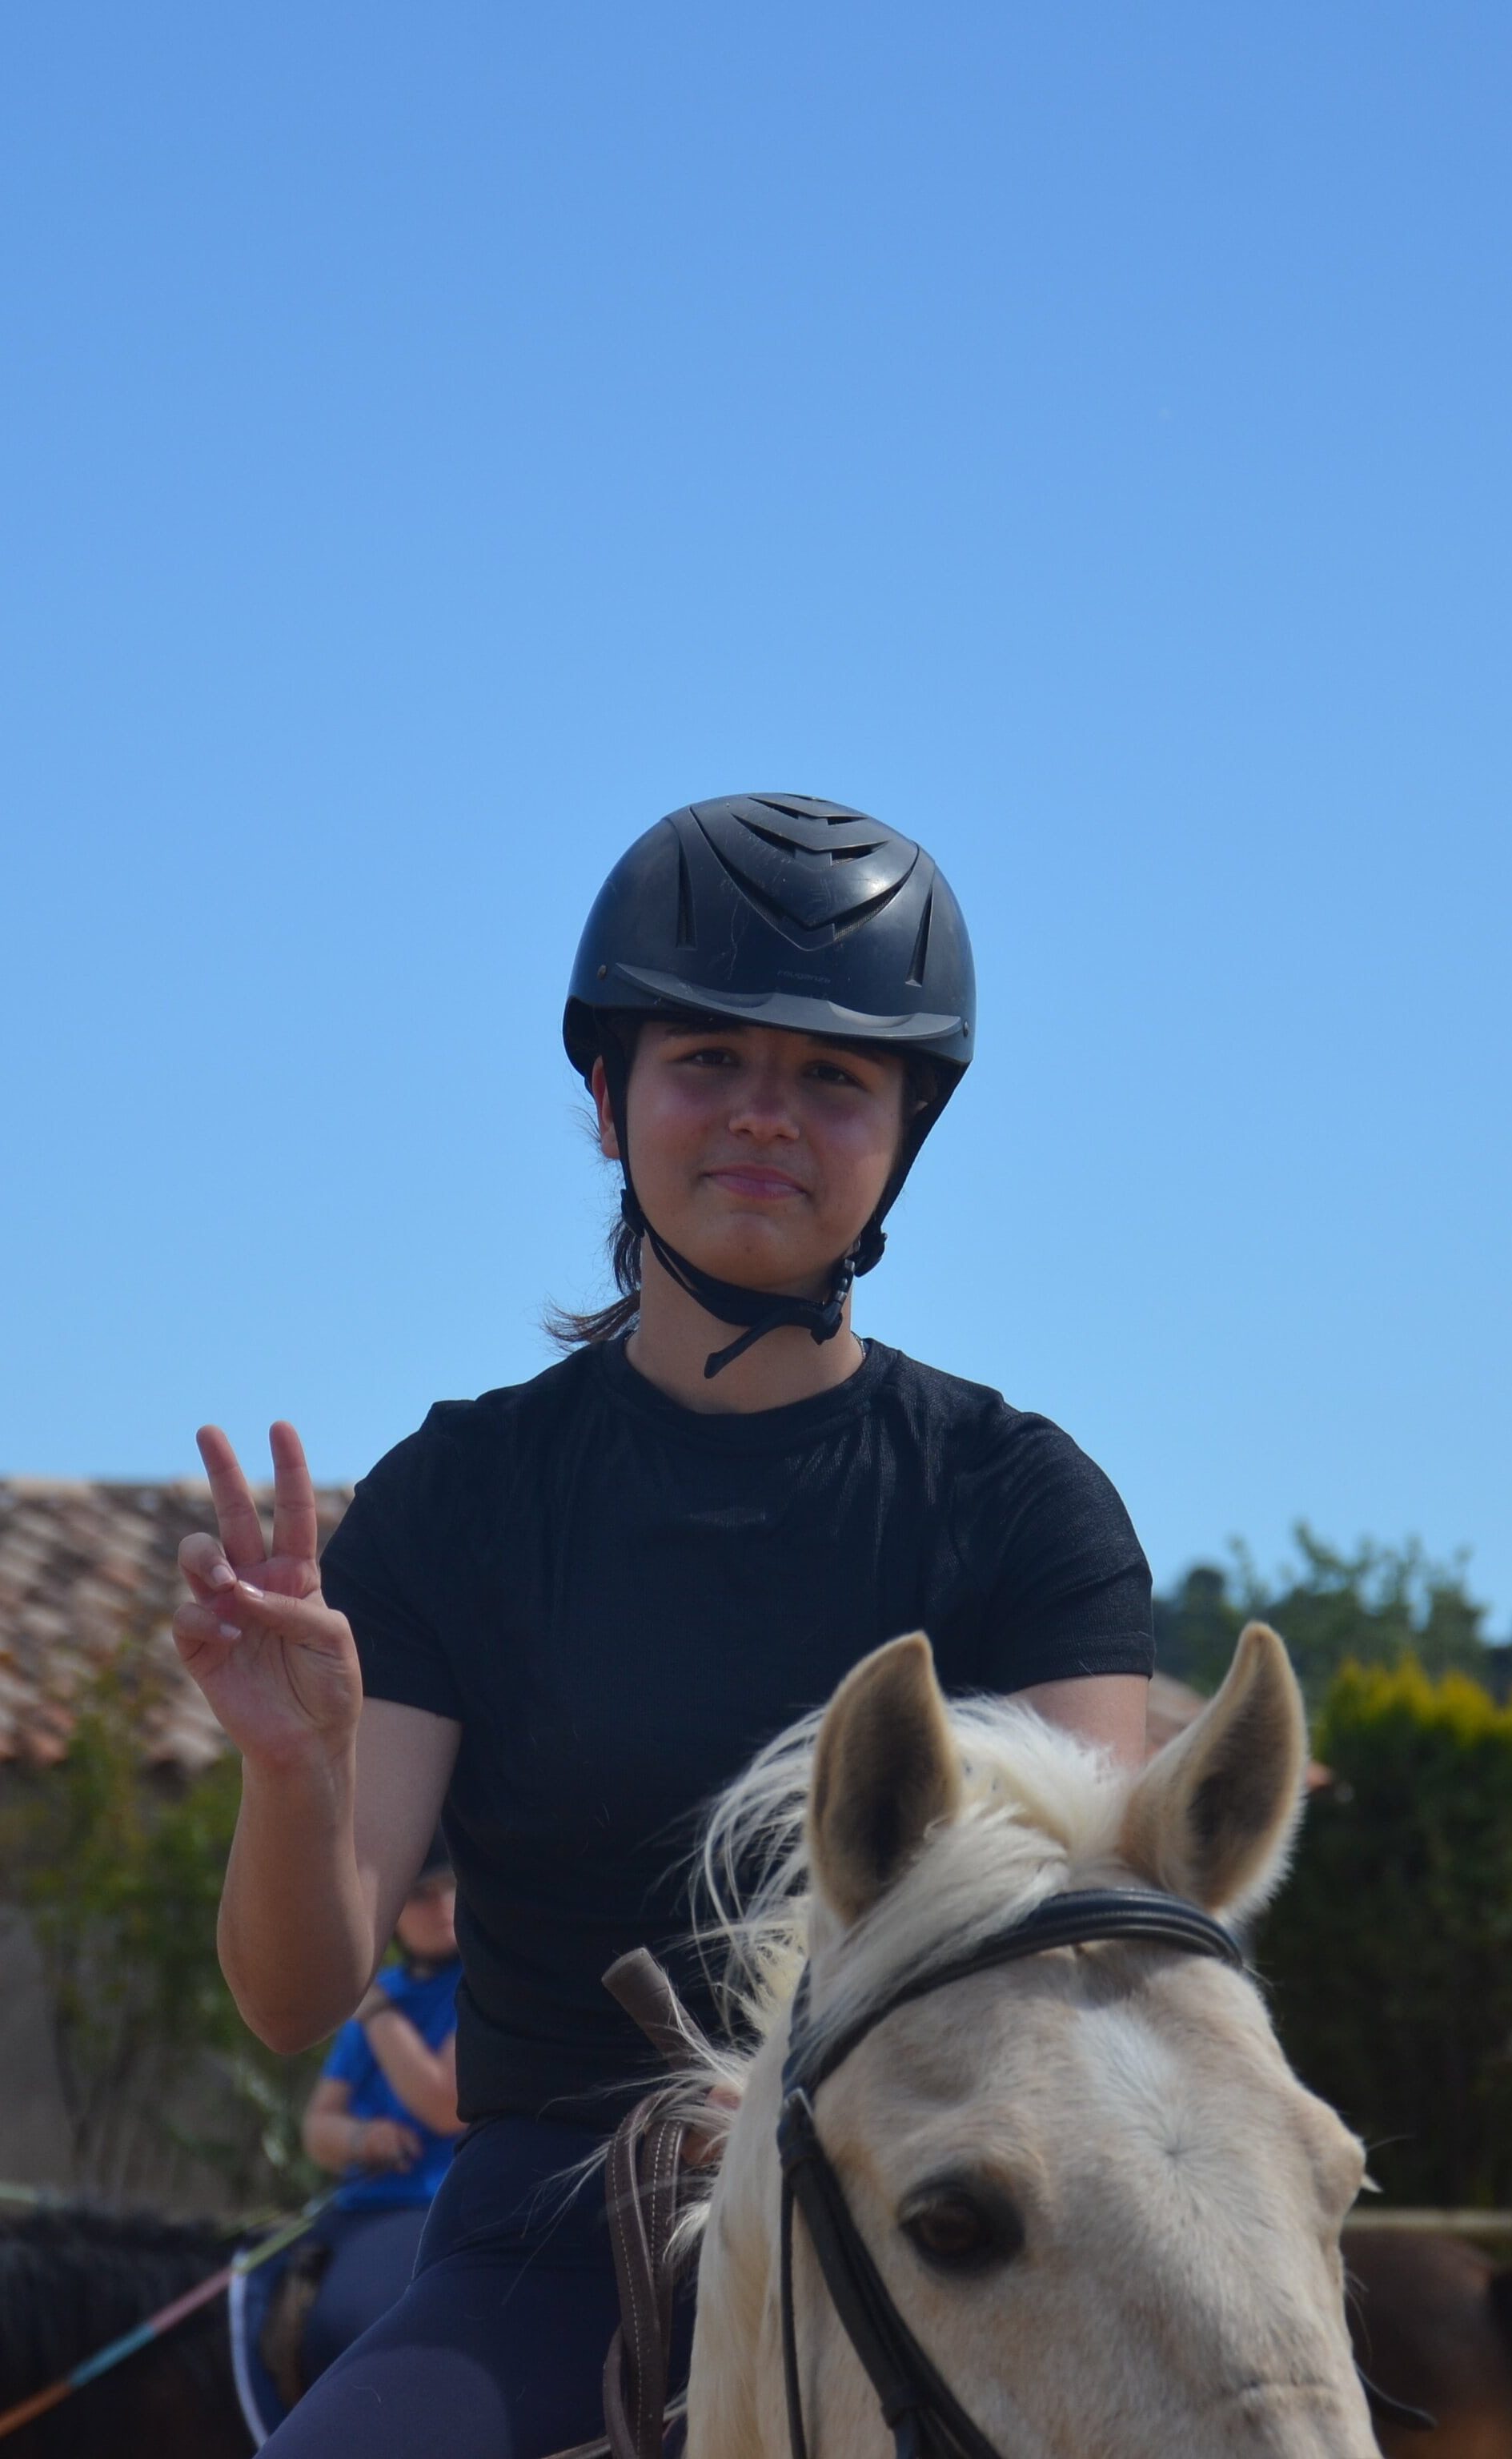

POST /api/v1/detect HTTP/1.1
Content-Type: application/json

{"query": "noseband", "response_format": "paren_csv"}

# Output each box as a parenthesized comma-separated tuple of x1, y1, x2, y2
(775, 1887, 1245, 2459)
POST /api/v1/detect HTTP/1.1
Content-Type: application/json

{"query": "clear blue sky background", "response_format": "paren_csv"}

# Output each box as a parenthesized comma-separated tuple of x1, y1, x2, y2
(3, 5, 1508, 1630)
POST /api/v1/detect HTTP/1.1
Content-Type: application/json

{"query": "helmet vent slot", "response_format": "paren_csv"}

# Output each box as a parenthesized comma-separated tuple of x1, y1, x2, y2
(740, 820, 808, 856)
(828, 880, 908, 939)
(751, 794, 831, 821)
(739, 816, 884, 864)
(905, 889, 933, 986)
(675, 840, 696, 947)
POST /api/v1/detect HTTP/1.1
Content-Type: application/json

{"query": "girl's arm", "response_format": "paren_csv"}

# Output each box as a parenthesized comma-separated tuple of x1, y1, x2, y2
(1017, 1673, 1148, 1767)
(220, 1694, 459, 2050)
(354, 2004, 463, 2136)
(303, 2076, 423, 2174)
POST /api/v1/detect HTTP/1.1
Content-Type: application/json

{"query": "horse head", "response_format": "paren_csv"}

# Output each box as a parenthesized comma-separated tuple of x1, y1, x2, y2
(685, 1625, 1380, 2458)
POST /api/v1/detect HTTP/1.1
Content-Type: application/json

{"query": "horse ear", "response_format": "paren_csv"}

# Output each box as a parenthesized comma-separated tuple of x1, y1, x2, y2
(1118, 1623, 1307, 1918)
(808, 1635, 963, 1927)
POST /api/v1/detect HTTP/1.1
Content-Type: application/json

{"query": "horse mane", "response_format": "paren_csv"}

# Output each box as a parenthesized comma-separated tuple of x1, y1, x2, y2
(669, 1691, 1132, 2180)
(0, 2204, 239, 2445)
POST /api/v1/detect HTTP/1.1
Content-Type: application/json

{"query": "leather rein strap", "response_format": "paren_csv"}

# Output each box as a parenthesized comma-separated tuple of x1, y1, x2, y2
(547, 1952, 696, 2459)
(776, 1889, 1245, 2459)
(601, 2087, 690, 2459)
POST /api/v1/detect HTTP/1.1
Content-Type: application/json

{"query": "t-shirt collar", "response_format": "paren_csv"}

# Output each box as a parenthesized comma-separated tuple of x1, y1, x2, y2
(596, 1333, 888, 1449)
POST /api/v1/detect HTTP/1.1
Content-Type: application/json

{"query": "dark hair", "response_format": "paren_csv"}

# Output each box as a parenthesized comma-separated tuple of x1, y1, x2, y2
(544, 1213, 644, 1352)
(543, 1040, 939, 1354)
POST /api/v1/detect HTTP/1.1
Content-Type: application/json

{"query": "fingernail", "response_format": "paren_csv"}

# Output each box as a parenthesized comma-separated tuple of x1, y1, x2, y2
(219, 1622, 242, 1641)
(238, 1581, 266, 1602)
(209, 1562, 235, 1591)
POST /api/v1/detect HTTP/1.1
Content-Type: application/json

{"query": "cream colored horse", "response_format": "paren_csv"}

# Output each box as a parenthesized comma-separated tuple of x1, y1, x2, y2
(675, 1625, 1380, 2457)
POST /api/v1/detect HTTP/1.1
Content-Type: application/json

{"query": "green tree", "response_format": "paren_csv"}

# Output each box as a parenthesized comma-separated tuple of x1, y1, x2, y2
(1155, 1526, 1494, 1709)
(1259, 1659, 1512, 2207)
(2, 1637, 323, 2210)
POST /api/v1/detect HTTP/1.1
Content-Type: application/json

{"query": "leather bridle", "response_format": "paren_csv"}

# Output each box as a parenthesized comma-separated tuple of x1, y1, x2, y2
(562, 1905, 1431, 2459)
(776, 1887, 1246, 2459)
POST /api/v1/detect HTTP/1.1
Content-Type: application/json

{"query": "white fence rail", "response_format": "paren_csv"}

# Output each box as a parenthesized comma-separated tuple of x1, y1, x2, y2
(1346, 2209, 1512, 2237)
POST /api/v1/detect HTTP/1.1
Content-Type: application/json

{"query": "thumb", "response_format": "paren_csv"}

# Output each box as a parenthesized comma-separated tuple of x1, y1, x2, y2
(220, 1581, 343, 1650)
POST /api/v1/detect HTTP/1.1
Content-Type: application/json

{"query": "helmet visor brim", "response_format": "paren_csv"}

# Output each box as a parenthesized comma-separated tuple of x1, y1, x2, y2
(612, 964, 965, 1054)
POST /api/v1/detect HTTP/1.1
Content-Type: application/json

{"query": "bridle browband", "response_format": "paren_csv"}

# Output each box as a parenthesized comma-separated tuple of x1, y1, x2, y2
(776, 1887, 1246, 2459)
(783, 1888, 1245, 2104)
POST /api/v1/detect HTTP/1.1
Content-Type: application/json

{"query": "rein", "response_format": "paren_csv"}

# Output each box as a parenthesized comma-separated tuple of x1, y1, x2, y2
(547, 1952, 699, 2459)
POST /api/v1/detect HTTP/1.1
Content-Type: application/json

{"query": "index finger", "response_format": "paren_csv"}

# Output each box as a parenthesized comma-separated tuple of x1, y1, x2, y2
(269, 1420, 319, 1566)
(195, 1426, 268, 1574)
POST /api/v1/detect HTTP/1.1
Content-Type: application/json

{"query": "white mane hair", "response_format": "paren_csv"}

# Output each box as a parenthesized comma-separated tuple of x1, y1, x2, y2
(664, 1691, 1133, 2201)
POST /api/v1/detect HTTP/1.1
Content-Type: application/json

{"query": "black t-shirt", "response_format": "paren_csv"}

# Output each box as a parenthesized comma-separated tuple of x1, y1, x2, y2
(319, 1338, 1152, 2126)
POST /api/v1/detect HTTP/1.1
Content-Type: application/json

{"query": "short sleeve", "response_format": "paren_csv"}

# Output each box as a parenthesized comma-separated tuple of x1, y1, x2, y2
(319, 1414, 467, 1723)
(321, 2016, 371, 2088)
(965, 1415, 1153, 1692)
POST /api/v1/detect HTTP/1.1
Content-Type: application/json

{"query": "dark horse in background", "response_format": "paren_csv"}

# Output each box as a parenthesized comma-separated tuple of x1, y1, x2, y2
(0, 2205, 250, 2458)
(1, 2204, 1510, 2457)
(1346, 2227, 1512, 2459)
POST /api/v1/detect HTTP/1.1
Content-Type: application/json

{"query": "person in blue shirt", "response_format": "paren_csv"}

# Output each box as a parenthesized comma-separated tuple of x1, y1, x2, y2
(296, 1842, 463, 2381)
(232, 1845, 464, 2444)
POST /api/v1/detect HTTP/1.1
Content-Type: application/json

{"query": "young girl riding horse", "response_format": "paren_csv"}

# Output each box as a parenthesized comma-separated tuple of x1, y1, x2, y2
(171, 794, 1153, 2457)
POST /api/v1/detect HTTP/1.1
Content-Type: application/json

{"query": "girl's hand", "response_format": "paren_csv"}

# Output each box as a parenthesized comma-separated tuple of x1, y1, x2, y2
(683, 2081, 741, 2168)
(354, 2117, 423, 2172)
(171, 1422, 363, 1772)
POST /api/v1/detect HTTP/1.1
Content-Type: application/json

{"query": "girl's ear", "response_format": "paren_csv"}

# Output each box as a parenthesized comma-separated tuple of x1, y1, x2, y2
(590, 1057, 620, 1160)
(1118, 1623, 1307, 1919)
(808, 1635, 963, 1927)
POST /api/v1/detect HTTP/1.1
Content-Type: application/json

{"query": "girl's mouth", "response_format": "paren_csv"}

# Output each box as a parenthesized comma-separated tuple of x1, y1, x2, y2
(704, 1167, 807, 1201)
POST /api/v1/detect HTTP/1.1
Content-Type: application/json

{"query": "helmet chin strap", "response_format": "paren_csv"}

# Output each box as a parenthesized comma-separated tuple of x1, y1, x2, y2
(618, 1181, 856, 1381)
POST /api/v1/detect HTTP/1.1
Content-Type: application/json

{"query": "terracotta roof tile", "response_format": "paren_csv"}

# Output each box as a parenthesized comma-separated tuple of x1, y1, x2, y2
(0, 1479, 353, 1768)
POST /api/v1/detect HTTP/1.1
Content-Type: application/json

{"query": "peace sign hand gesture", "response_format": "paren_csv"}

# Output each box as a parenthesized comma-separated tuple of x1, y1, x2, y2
(172, 1422, 363, 1771)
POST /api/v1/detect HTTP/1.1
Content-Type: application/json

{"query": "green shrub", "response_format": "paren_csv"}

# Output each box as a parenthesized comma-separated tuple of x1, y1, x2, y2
(1259, 1657, 1512, 2207)
(2, 1641, 324, 2211)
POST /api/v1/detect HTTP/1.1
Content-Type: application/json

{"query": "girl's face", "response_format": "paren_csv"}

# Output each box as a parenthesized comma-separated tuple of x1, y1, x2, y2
(395, 1875, 457, 1963)
(596, 1021, 906, 1296)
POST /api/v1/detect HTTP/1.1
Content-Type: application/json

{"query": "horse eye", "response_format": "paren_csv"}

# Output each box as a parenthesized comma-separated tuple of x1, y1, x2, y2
(900, 2188, 1024, 2274)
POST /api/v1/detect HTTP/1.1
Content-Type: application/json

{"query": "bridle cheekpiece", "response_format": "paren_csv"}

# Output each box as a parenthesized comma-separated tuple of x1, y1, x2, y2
(776, 1887, 1245, 2459)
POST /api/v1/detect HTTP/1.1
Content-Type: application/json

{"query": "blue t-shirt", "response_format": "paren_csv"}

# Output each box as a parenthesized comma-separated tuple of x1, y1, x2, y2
(321, 1958, 462, 2210)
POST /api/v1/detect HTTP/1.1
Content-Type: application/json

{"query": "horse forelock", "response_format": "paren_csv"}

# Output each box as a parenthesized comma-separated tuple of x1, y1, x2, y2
(682, 1692, 1127, 2112)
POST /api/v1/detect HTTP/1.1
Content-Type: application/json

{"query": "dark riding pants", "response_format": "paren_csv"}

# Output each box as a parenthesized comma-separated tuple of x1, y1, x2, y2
(260, 2115, 692, 2459)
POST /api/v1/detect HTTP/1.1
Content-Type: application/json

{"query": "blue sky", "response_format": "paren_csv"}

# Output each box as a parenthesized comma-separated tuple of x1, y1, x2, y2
(3, 4, 1508, 1629)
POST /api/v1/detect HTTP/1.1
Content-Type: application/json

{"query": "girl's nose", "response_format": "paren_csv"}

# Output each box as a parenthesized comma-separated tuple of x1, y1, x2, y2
(727, 1066, 801, 1137)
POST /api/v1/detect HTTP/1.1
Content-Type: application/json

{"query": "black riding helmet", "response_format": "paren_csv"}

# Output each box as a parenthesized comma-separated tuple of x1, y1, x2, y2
(563, 792, 976, 1377)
